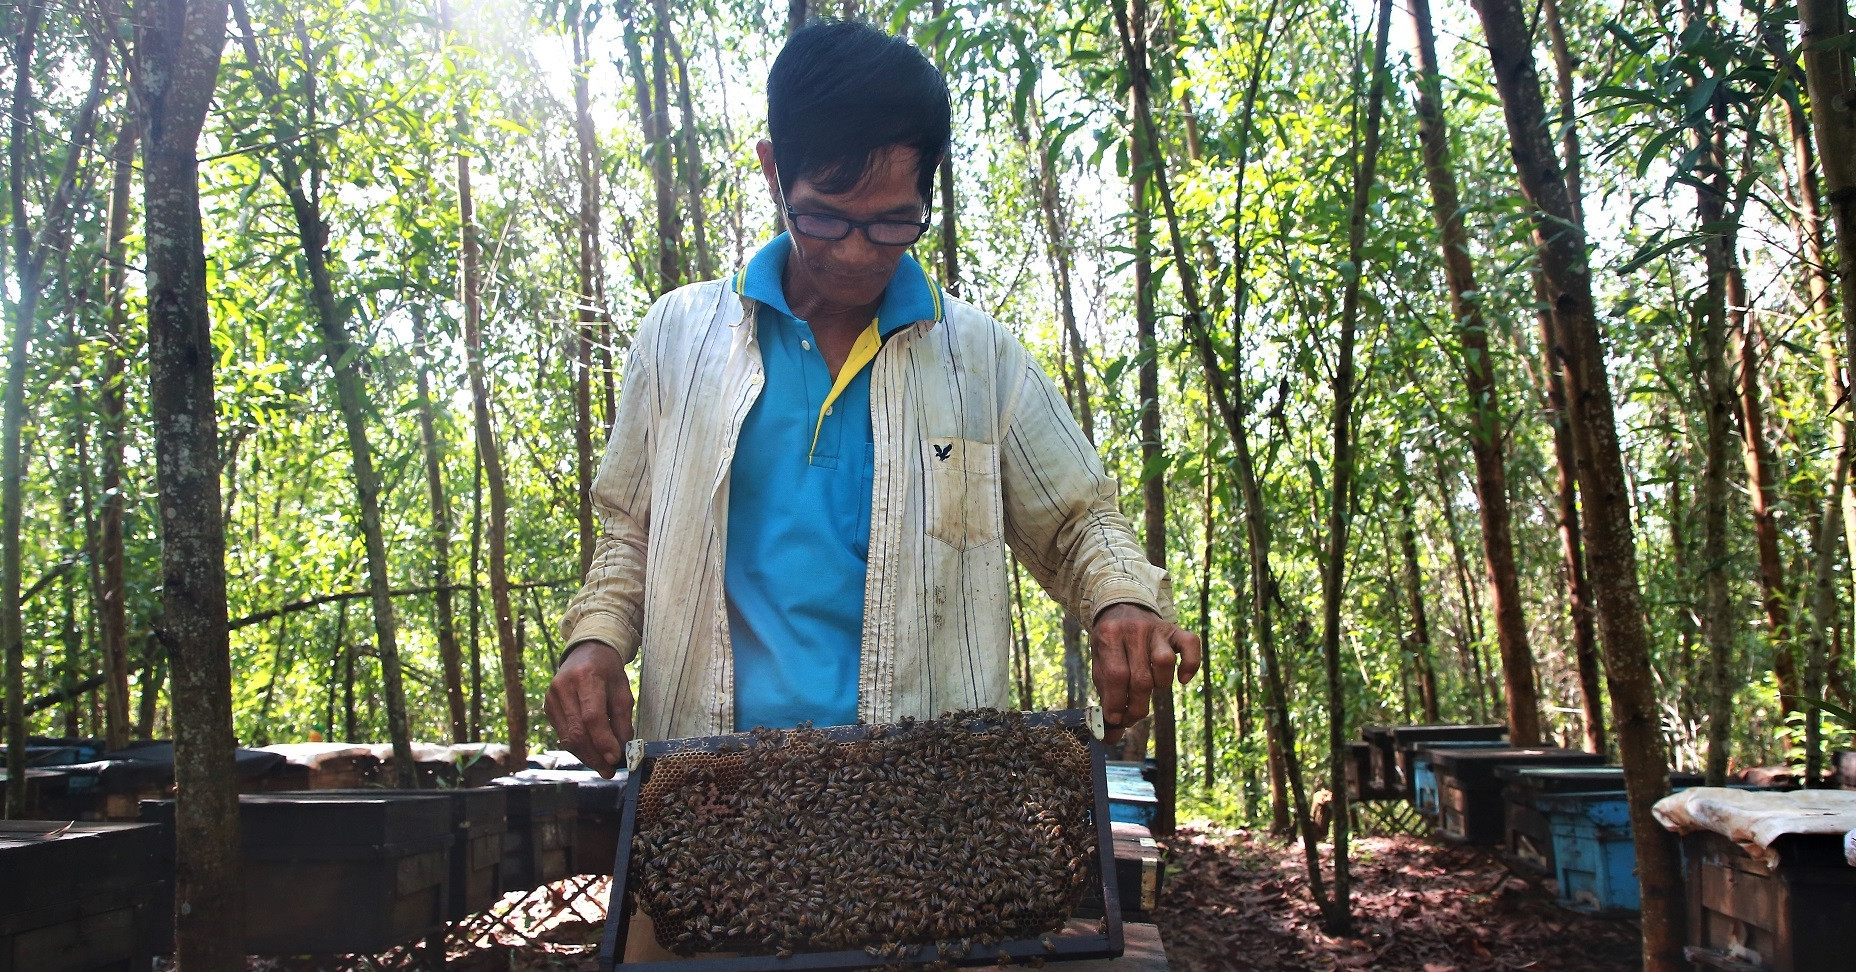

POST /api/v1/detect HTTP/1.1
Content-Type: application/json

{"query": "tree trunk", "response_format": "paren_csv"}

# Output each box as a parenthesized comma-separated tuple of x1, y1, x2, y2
(1032, 116, 1093, 709)
(1797, 0, 1855, 396)
(459, 131, 525, 768)
(1307, 0, 1393, 931)
(1408, 0, 1539, 745)
(668, 30, 712, 280)
(1431, 449, 1490, 720)
(930, 0, 959, 296)
(96, 116, 137, 752)
(1539, 0, 1605, 758)
(1470, 0, 1686, 962)
(1118, 0, 1176, 839)
(412, 306, 468, 743)
(1804, 449, 1849, 784)
(573, 13, 599, 579)
(786, 0, 806, 36)
(137, 0, 242, 964)
(1199, 434, 1216, 793)
(1397, 458, 1441, 722)
(1690, 82, 1742, 784)
(648, 0, 684, 292)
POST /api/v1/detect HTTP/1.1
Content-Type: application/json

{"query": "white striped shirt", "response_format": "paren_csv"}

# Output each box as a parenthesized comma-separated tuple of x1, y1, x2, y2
(559, 277, 1172, 742)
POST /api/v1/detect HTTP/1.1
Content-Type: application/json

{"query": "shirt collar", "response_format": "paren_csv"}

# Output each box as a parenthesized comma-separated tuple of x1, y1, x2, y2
(732, 232, 943, 335)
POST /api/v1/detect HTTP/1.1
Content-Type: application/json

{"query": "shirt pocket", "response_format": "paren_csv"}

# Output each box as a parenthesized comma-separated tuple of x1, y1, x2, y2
(923, 436, 1001, 551)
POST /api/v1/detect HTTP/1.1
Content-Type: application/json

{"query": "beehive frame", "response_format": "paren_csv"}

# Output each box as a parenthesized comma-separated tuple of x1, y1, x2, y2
(597, 708, 1124, 972)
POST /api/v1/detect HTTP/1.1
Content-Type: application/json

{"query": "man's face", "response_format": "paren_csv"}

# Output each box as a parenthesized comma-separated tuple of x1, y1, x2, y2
(759, 142, 929, 314)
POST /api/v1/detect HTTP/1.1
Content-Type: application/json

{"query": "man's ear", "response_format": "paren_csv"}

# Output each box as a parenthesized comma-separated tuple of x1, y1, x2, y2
(755, 139, 779, 198)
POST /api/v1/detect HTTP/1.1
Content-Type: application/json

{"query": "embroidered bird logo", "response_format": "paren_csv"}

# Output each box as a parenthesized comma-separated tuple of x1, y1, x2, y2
(933, 443, 953, 461)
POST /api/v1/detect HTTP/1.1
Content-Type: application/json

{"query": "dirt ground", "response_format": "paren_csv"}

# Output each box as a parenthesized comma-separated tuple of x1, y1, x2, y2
(226, 828, 1645, 970)
(1152, 827, 1643, 971)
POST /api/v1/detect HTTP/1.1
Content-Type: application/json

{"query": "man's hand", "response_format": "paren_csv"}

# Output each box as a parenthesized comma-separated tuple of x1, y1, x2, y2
(543, 641, 635, 778)
(1091, 603, 1202, 745)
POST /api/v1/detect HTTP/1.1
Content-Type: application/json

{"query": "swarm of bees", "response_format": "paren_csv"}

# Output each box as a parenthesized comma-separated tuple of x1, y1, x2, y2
(631, 708, 1098, 958)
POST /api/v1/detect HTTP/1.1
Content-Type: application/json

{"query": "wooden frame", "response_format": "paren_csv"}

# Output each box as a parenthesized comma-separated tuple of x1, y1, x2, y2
(597, 709, 1124, 972)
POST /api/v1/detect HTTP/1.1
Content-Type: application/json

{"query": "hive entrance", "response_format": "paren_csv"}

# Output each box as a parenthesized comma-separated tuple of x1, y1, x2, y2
(629, 708, 1099, 960)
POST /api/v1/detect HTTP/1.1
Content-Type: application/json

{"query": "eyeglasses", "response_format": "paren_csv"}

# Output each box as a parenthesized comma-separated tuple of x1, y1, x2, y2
(784, 208, 932, 246)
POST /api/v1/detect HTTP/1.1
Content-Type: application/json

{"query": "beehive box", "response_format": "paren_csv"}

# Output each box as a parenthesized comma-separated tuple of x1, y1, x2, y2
(0, 820, 169, 972)
(254, 743, 382, 790)
(1409, 741, 1514, 817)
(0, 768, 69, 820)
(1359, 726, 1398, 796)
(1430, 747, 1605, 845)
(1105, 760, 1158, 828)
(1389, 724, 1508, 800)
(1683, 828, 1856, 971)
(142, 791, 452, 955)
(314, 787, 506, 920)
(497, 779, 577, 892)
(1832, 751, 1856, 790)
(1498, 766, 1701, 875)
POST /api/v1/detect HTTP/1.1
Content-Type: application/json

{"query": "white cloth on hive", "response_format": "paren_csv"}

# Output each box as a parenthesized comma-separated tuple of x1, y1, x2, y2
(257, 742, 376, 769)
(1653, 786, 1856, 870)
(363, 741, 456, 763)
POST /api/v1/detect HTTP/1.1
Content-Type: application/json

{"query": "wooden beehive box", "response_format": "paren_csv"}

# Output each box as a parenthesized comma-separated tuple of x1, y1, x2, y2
(315, 787, 507, 921)
(254, 743, 382, 790)
(1430, 747, 1605, 845)
(142, 791, 452, 955)
(1683, 828, 1856, 971)
(1359, 726, 1398, 795)
(0, 768, 69, 820)
(498, 779, 577, 892)
(0, 821, 169, 972)
(1409, 741, 1513, 817)
(1498, 766, 1701, 875)
(1389, 724, 1508, 800)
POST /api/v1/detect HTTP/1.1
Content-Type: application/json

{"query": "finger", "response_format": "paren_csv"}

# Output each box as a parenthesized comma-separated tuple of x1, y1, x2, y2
(1150, 627, 1178, 689)
(577, 678, 625, 778)
(1103, 725, 1125, 746)
(1123, 631, 1155, 725)
(1093, 624, 1132, 728)
(1175, 627, 1204, 684)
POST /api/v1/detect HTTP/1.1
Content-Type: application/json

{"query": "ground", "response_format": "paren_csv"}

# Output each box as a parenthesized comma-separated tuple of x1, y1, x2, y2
(208, 829, 1646, 970)
(1152, 827, 1643, 971)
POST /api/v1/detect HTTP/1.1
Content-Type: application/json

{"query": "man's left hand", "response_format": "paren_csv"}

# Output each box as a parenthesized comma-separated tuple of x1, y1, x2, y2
(1090, 603, 1202, 745)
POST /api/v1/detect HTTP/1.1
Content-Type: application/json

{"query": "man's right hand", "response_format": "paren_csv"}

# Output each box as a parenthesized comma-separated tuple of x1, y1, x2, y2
(543, 641, 635, 778)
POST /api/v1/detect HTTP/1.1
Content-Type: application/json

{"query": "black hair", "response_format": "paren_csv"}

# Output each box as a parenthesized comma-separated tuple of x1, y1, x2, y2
(767, 20, 951, 203)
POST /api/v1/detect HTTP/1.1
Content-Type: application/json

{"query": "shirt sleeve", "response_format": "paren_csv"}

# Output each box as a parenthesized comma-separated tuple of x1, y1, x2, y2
(557, 298, 669, 665)
(995, 331, 1174, 625)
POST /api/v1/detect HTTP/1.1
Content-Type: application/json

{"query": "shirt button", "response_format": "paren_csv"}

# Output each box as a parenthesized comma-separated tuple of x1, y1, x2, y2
(801, 340, 812, 351)
(825, 405, 834, 416)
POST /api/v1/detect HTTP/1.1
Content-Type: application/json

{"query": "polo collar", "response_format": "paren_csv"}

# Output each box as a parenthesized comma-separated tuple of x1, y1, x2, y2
(732, 233, 944, 335)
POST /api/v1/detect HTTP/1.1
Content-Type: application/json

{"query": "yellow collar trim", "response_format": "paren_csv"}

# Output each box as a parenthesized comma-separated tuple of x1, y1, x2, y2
(810, 319, 883, 460)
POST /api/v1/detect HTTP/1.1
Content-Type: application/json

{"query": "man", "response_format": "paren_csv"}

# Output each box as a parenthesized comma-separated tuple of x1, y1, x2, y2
(546, 20, 1199, 777)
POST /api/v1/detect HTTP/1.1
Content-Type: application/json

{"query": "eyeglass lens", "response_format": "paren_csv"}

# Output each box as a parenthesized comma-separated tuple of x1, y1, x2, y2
(790, 213, 926, 246)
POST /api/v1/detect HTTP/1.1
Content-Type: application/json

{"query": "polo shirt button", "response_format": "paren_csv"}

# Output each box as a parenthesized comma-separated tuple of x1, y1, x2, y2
(801, 340, 812, 351)
(825, 405, 833, 416)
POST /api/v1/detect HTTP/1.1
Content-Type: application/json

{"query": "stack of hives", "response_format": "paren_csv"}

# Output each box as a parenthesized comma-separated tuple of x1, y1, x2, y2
(631, 708, 1098, 958)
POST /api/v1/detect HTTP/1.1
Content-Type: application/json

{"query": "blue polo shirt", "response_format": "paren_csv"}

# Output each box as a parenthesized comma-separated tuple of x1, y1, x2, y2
(726, 234, 943, 732)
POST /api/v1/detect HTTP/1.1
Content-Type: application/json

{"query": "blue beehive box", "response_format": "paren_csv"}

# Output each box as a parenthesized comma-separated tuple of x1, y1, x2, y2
(1538, 790, 1638, 913)
(1105, 760, 1157, 827)
(1411, 741, 1514, 817)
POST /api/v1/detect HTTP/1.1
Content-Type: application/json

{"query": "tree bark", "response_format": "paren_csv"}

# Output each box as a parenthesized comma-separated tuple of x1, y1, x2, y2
(1539, 0, 1605, 758)
(95, 116, 138, 752)
(931, 0, 959, 296)
(1118, 0, 1177, 840)
(668, 30, 712, 280)
(459, 119, 525, 768)
(1797, 0, 1855, 399)
(1431, 448, 1490, 720)
(1396, 457, 1441, 722)
(136, 0, 243, 964)
(1199, 432, 1216, 793)
(1408, 0, 1539, 745)
(1031, 115, 1093, 709)
(573, 11, 599, 580)
(649, 0, 684, 292)
(1470, 0, 1686, 962)
(1689, 79, 1743, 783)
(412, 306, 468, 743)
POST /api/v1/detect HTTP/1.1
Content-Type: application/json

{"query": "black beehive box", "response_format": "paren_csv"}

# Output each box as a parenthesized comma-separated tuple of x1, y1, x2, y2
(0, 820, 168, 972)
(497, 780, 577, 892)
(1430, 747, 1605, 845)
(142, 791, 452, 955)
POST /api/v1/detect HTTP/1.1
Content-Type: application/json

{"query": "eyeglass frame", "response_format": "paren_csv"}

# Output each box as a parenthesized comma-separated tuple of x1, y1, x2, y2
(775, 171, 933, 247)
